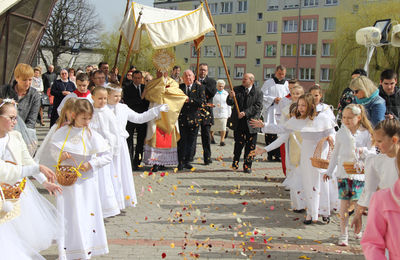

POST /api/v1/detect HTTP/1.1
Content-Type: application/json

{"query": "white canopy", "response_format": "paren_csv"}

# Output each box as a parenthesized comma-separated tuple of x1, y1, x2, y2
(0, 0, 21, 16)
(119, 2, 214, 51)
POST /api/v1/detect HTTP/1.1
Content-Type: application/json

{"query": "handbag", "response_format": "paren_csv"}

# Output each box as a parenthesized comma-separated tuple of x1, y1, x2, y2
(41, 94, 50, 106)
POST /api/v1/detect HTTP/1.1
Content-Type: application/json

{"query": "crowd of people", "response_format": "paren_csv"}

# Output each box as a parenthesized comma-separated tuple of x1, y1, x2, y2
(0, 58, 399, 259)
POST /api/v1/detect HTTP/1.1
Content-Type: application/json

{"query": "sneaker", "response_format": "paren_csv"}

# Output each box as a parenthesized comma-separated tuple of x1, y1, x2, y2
(338, 234, 348, 246)
(355, 232, 363, 239)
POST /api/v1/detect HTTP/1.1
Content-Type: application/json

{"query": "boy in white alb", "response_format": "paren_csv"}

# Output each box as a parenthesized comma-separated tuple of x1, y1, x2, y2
(261, 65, 289, 161)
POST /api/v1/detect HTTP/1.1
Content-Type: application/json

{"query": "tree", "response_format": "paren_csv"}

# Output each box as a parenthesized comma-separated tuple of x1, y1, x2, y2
(325, 0, 400, 106)
(39, 0, 102, 68)
(99, 31, 184, 76)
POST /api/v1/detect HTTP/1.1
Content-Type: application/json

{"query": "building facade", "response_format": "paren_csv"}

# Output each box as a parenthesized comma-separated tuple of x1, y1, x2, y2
(154, 0, 358, 90)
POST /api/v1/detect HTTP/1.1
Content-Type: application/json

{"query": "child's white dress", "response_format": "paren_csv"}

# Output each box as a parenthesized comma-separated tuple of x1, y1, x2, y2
(90, 106, 122, 216)
(285, 113, 336, 220)
(50, 126, 112, 259)
(108, 103, 162, 207)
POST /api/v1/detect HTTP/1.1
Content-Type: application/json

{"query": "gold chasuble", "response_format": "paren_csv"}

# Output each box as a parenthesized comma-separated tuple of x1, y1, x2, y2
(143, 76, 186, 166)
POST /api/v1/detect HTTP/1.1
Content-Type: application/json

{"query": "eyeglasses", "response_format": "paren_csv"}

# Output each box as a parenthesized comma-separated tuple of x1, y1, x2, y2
(0, 115, 17, 122)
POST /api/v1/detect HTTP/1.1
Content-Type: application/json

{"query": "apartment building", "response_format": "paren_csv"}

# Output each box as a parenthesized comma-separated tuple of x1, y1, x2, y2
(154, 0, 355, 89)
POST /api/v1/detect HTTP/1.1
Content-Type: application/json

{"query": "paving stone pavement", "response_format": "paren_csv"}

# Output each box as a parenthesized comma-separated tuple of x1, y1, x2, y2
(36, 121, 365, 260)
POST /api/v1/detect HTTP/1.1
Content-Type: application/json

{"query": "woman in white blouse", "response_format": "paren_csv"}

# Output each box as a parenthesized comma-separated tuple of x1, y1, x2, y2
(210, 79, 231, 146)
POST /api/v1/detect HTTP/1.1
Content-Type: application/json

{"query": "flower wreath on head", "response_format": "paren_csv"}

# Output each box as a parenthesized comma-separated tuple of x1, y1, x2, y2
(152, 49, 175, 74)
(0, 99, 17, 109)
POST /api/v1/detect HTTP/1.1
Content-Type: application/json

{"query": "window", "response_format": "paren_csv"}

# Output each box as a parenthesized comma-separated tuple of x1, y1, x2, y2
(302, 19, 317, 32)
(283, 20, 298, 32)
(234, 66, 245, 79)
(265, 44, 277, 57)
(255, 58, 261, 65)
(304, 0, 318, 7)
(237, 23, 246, 34)
(221, 2, 233, 13)
(299, 68, 315, 81)
(218, 66, 230, 78)
(208, 66, 216, 78)
(204, 46, 217, 57)
(220, 23, 232, 35)
(191, 46, 198, 57)
(322, 43, 333, 56)
(321, 68, 333, 81)
(238, 0, 247, 12)
(220, 45, 231, 57)
(209, 3, 218, 14)
(324, 17, 336, 31)
(300, 44, 317, 56)
(257, 13, 263, 20)
(267, 21, 278, 33)
(325, 0, 338, 5)
(256, 36, 262, 43)
(267, 5, 279, 11)
(264, 67, 274, 80)
(235, 45, 246, 57)
(281, 44, 297, 56)
(286, 68, 296, 80)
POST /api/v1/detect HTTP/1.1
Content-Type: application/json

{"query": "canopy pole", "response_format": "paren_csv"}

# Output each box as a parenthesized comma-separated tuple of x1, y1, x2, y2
(203, 0, 240, 116)
(120, 10, 143, 87)
(196, 48, 201, 81)
(113, 0, 131, 70)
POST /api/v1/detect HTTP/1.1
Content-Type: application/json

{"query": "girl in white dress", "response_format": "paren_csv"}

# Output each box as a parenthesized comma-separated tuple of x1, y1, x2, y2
(255, 93, 336, 224)
(0, 99, 61, 258)
(323, 104, 375, 246)
(49, 99, 112, 259)
(106, 84, 168, 207)
(90, 86, 122, 215)
(351, 119, 400, 236)
(251, 84, 305, 212)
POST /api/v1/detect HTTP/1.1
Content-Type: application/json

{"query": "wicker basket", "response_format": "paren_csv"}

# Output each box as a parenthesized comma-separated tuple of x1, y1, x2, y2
(56, 165, 79, 186)
(0, 161, 26, 199)
(0, 184, 21, 224)
(310, 136, 334, 169)
(343, 162, 364, 174)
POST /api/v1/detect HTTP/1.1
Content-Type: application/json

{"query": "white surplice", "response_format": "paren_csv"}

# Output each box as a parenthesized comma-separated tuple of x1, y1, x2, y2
(50, 126, 111, 259)
(261, 78, 289, 134)
(108, 103, 160, 207)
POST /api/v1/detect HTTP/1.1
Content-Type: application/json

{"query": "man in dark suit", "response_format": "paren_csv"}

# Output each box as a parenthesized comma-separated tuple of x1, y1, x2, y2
(196, 63, 217, 165)
(123, 70, 149, 170)
(178, 69, 205, 171)
(227, 73, 262, 173)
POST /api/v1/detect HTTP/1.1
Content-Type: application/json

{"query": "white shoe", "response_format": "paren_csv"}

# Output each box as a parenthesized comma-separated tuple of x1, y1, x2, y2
(338, 234, 348, 246)
(355, 231, 363, 239)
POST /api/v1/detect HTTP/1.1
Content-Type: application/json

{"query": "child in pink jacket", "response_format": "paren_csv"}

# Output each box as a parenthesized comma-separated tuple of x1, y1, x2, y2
(361, 177, 400, 259)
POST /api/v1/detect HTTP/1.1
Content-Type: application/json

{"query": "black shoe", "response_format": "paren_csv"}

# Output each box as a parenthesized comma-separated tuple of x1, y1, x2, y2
(183, 163, 193, 169)
(151, 165, 159, 172)
(211, 139, 216, 144)
(303, 219, 313, 225)
(231, 162, 239, 170)
(293, 209, 306, 213)
(322, 216, 330, 224)
(243, 168, 252, 173)
(220, 142, 225, 146)
(204, 159, 212, 165)
(178, 164, 184, 171)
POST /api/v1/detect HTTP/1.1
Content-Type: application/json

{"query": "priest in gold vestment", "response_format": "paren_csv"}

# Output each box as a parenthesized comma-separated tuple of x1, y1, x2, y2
(143, 70, 187, 171)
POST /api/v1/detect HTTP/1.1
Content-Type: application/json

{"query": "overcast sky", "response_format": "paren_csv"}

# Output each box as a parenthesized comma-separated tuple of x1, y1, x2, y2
(91, 0, 155, 33)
